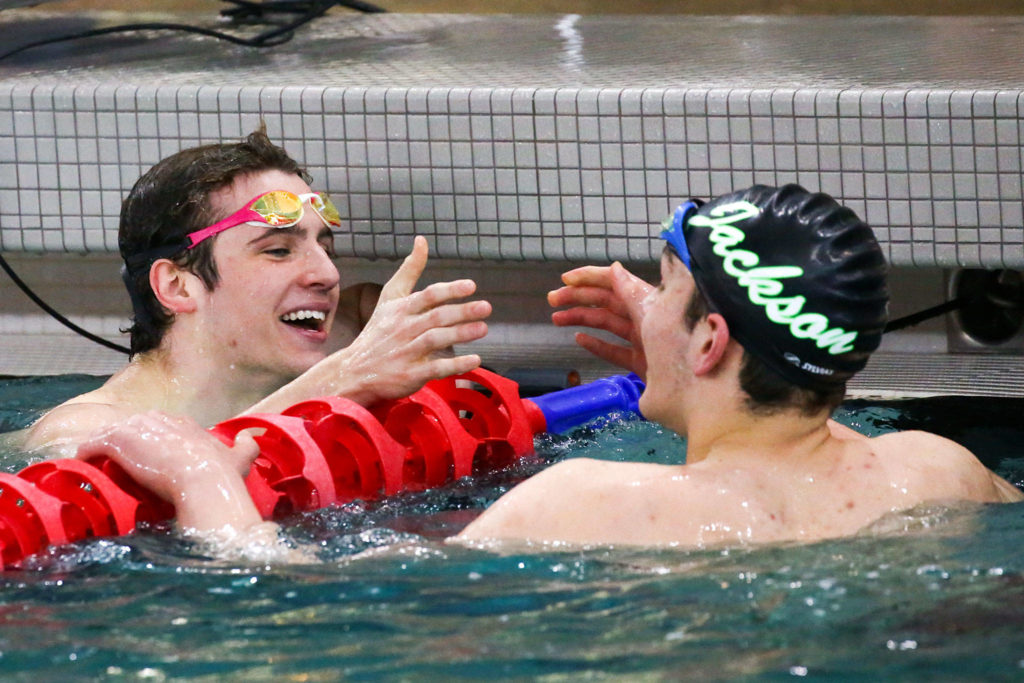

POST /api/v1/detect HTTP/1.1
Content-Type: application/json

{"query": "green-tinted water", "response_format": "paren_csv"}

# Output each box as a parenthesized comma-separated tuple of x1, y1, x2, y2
(1, 375, 1023, 680)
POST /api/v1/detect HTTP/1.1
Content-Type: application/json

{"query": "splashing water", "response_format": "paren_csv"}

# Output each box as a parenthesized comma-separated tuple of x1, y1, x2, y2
(1, 375, 1023, 679)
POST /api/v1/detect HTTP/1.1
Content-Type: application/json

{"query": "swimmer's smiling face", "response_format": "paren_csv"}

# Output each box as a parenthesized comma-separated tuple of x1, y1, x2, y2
(192, 169, 341, 385)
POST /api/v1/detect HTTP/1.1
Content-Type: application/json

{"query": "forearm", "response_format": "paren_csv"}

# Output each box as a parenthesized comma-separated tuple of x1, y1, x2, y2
(173, 466, 318, 562)
(173, 464, 265, 533)
(245, 346, 380, 415)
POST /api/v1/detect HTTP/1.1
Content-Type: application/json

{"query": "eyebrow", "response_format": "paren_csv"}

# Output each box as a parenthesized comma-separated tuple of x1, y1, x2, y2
(246, 224, 336, 250)
(246, 224, 306, 246)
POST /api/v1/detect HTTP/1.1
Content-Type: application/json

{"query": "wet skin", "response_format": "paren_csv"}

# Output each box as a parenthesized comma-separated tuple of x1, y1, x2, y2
(192, 171, 342, 388)
(22, 169, 492, 455)
(456, 254, 1022, 548)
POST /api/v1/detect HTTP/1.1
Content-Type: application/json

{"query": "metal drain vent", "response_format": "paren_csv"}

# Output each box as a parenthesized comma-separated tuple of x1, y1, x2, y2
(947, 269, 1024, 354)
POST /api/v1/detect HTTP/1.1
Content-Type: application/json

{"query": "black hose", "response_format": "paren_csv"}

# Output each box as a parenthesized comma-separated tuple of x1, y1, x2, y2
(0, 0, 387, 64)
(0, 252, 131, 355)
(883, 298, 966, 334)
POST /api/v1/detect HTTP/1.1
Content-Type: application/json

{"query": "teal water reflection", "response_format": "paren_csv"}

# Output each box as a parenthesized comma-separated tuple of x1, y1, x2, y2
(1, 375, 1022, 679)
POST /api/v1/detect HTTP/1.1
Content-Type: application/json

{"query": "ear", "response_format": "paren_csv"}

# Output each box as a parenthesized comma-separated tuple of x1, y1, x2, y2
(690, 312, 732, 376)
(149, 259, 200, 315)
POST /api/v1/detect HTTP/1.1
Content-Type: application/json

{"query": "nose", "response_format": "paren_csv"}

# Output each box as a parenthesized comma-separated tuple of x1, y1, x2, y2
(299, 242, 340, 291)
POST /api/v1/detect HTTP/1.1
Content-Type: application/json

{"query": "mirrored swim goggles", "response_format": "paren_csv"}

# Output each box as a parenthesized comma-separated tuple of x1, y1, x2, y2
(658, 198, 704, 270)
(185, 190, 342, 248)
(123, 190, 342, 275)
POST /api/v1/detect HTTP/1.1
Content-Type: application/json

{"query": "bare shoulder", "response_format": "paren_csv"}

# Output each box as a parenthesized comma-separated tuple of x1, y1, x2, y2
(455, 457, 768, 547)
(873, 429, 1023, 503)
(478, 457, 622, 512)
(873, 429, 976, 464)
(456, 458, 654, 542)
(23, 397, 130, 457)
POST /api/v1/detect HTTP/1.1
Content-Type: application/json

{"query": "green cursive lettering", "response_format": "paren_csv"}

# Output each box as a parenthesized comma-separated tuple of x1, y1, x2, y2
(688, 201, 857, 355)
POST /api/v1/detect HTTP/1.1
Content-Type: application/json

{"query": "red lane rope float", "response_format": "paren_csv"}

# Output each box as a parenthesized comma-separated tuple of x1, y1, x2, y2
(0, 473, 82, 568)
(0, 368, 543, 568)
(19, 458, 152, 536)
(281, 396, 407, 499)
(371, 385, 478, 486)
(426, 368, 537, 473)
(211, 413, 337, 518)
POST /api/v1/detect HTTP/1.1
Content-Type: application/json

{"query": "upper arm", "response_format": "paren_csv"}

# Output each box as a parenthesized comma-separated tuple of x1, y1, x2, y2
(876, 430, 1022, 503)
(23, 402, 128, 457)
(456, 459, 761, 547)
(457, 459, 599, 542)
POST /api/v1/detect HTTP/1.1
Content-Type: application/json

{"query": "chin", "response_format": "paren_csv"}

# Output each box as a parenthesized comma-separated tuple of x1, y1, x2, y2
(267, 348, 324, 382)
(290, 352, 326, 377)
(637, 391, 658, 423)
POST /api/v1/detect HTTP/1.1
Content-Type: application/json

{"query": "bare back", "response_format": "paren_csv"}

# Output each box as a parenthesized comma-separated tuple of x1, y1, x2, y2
(457, 422, 1021, 548)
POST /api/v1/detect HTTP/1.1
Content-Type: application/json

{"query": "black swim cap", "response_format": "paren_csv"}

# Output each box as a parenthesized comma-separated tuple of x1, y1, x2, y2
(660, 184, 889, 390)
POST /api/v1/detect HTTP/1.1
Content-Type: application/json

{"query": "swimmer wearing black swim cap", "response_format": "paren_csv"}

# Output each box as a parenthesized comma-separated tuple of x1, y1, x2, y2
(458, 184, 1020, 549)
(660, 184, 889, 390)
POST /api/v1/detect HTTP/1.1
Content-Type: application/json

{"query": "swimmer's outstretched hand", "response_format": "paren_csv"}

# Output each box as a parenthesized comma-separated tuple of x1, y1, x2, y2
(278, 236, 491, 407)
(548, 262, 651, 379)
(75, 412, 265, 536)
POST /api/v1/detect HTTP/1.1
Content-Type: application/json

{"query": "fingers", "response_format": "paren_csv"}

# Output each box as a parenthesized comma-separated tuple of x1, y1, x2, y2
(416, 298, 492, 331)
(573, 332, 639, 370)
(226, 431, 261, 477)
(370, 281, 490, 343)
(551, 307, 634, 340)
(374, 238, 486, 319)
(379, 235, 429, 303)
(559, 264, 614, 288)
(76, 411, 226, 466)
(396, 292, 490, 359)
(76, 437, 116, 462)
(419, 320, 490, 351)
(549, 262, 651, 315)
(75, 410, 167, 458)
(609, 261, 652, 320)
(545, 262, 650, 376)
(391, 277, 476, 315)
(548, 285, 628, 315)
(417, 352, 483, 382)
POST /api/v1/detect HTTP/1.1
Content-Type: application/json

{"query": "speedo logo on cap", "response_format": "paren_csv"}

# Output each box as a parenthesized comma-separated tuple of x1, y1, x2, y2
(689, 201, 858, 356)
(784, 352, 835, 376)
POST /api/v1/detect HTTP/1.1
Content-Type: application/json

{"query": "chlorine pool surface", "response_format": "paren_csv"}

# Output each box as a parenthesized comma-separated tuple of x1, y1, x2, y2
(1, 374, 1023, 680)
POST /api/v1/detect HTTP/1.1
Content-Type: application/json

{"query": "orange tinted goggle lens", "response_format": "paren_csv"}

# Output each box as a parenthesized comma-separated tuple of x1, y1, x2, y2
(306, 192, 342, 228)
(250, 191, 305, 226)
(250, 191, 341, 228)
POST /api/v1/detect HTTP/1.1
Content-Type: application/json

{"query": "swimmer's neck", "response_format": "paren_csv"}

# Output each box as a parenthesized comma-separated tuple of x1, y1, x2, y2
(120, 346, 298, 426)
(683, 405, 836, 467)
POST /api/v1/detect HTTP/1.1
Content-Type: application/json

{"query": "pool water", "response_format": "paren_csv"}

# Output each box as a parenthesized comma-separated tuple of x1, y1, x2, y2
(1, 374, 1023, 679)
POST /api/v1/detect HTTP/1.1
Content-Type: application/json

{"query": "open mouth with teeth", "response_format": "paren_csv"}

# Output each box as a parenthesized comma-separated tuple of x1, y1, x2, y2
(280, 309, 327, 332)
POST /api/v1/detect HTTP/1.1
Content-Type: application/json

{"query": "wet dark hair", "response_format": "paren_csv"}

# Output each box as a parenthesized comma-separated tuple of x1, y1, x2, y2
(681, 281, 846, 416)
(119, 127, 310, 356)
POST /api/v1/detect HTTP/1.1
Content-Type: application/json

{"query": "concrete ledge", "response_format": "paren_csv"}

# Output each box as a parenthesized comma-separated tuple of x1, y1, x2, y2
(1, 14, 1022, 267)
